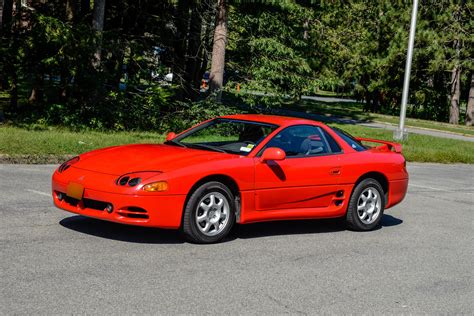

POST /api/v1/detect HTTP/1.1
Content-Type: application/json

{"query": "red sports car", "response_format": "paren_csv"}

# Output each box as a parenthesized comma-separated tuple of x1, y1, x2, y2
(52, 114, 408, 243)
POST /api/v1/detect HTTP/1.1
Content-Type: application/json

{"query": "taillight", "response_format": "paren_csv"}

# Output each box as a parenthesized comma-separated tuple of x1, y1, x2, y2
(58, 156, 80, 173)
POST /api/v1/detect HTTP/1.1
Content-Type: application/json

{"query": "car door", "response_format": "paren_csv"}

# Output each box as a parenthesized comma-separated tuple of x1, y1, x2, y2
(254, 125, 343, 212)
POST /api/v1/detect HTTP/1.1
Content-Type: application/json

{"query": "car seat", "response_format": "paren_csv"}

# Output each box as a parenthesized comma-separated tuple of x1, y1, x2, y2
(299, 135, 326, 155)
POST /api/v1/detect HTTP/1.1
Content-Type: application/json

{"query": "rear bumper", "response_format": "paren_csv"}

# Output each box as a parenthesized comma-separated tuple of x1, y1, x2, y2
(52, 179, 186, 229)
(386, 178, 408, 209)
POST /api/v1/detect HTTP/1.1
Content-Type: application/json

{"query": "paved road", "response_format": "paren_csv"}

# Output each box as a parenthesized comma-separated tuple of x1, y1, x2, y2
(1, 164, 473, 314)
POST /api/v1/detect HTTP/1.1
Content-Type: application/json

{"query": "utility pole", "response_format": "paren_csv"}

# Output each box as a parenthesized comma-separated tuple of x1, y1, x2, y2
(394, 0, 419, 141)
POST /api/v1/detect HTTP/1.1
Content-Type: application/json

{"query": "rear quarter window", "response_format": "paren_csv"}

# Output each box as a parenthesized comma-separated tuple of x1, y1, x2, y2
(330, 127, 367, 152)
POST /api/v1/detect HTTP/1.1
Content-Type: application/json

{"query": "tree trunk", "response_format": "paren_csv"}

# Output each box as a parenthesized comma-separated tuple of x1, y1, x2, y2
(79, 0, 90, 22)
(92, 0, 105, 68)
(303, 20, 309, 40)
(10, 69, 17, 109)
(1, 0, 13, 34)
(65, 0, 76, 22)
(92, 0, 105, 31)
(172, 0, 191, 99)
(466, 73, 474, 126)
(209, 0, 227, 102)
(0, 0, 3, 30)
(183, 2, 204, 100)
(449, 65, 461, 124)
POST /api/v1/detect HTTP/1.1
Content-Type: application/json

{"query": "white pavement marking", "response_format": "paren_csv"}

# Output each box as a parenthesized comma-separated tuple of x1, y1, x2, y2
(408, 183, 474, 193)
(26, 189, 51, 197)
(408, 183, 451, 192)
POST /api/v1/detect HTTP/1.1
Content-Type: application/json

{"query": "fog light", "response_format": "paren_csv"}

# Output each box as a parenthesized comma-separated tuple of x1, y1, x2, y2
(143, 181, 168, 192)
(106, 204, 113, 213)
(57, 192, 64, 201)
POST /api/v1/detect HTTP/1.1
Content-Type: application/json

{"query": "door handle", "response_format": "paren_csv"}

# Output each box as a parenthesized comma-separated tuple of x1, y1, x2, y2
(329, 168, 341, 175)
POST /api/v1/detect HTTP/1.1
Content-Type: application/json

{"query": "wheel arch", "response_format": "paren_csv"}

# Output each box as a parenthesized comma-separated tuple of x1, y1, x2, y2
(354, 171, 389, 204)
(181, 174, 241, 227)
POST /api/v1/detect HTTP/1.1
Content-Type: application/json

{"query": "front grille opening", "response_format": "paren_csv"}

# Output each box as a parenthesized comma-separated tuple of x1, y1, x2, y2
(58, 191, 109, 211)
(64, 195, 80, 206)
(83, 198, 109, 211)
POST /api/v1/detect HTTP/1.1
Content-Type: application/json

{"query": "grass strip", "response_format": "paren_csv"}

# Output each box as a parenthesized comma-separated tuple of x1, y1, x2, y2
(1, 125, 473, 164)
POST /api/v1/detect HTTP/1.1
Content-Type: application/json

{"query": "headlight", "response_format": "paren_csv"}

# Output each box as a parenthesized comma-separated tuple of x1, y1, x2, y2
(58, 156, 80, 173)
(143, 181, 168, 192)
(116, 175, 141, 187)
(116, 171, 161, 187)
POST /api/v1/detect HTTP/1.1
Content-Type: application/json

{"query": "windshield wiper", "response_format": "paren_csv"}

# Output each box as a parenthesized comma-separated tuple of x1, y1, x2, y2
(187, 143, 227, 153)
(164, 140, 187, 148)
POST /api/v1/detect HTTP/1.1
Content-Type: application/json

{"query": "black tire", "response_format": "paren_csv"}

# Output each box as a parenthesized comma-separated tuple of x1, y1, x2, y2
(346, 178, 385, 231)
(182, 181, 235, 244)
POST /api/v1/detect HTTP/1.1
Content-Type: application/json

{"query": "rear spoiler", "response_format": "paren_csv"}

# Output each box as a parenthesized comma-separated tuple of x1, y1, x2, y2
(355, 137, 402, 153)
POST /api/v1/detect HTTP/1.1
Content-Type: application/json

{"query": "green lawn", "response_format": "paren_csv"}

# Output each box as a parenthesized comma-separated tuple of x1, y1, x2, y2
(1, 124, 473, 164)
(329, 123, 474, 164)
(0, 126, 165, 163)
(370, 113, 474, 136)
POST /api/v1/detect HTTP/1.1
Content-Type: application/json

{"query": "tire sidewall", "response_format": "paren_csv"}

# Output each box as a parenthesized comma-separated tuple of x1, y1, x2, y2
(347, 179, 385, 231)
(183, 182, 235, 243)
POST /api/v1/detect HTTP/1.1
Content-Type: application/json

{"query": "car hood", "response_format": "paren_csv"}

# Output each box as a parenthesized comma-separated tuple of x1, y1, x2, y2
(74, 144, 228, 175)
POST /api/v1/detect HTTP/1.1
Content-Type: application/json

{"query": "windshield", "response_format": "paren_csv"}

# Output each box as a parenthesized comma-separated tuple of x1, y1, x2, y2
(169, 119, 278, 155)
(330, 126, 367, 152)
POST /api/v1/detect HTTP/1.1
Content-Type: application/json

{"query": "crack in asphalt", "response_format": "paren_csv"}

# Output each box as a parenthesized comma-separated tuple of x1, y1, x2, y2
(265, 294, 307, 315)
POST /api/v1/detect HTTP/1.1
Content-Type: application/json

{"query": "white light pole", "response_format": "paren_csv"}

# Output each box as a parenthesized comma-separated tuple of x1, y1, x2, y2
(394, 0, 419, 141)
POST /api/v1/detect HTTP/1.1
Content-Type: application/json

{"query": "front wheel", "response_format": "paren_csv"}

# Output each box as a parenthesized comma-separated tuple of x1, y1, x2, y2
(346, 178, 385, 231)
(182, 181, 235, 243)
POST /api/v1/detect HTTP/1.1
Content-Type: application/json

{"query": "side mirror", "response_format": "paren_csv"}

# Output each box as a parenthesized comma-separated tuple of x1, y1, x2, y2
(260, 147, 286, 162)
(165, 132, 176, 142)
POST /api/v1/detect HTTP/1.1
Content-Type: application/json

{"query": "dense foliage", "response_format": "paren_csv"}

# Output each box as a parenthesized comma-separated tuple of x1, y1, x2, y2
(0, 0, 472, 131)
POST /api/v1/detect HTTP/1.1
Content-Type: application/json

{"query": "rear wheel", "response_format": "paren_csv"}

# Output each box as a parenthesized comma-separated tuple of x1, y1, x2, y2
(182, 181, 235, 243)
(346, 178, 385, 231)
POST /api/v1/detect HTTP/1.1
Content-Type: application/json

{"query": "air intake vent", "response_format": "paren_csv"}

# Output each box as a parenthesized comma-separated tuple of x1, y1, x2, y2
(117, 207, 149, 219)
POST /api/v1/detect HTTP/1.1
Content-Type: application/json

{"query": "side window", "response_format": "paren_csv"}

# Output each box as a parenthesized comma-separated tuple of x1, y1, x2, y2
(321, 129, 342, 153)
(263, 125, 338, 157)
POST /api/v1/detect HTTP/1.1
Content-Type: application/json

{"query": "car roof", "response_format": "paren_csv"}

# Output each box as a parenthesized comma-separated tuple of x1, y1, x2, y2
(220, 114, 323, 127)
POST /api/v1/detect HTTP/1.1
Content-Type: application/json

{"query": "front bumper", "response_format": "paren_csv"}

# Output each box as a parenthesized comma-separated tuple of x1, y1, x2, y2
(52, 179, 186, 229)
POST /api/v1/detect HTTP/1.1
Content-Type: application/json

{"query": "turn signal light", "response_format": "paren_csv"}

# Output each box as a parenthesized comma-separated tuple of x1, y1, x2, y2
(143, 181, 168, 192)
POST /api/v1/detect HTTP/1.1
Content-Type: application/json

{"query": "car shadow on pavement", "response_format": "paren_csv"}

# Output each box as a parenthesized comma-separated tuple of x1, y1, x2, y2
(231, 214, 403, 240)
(60, 214, 402, 244)
(60, 215, 184, 244)
(380, 214, 403, 227)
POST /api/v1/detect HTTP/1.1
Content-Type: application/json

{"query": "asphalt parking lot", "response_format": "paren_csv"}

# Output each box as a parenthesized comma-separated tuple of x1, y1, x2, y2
(1, 163, 472, 314)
